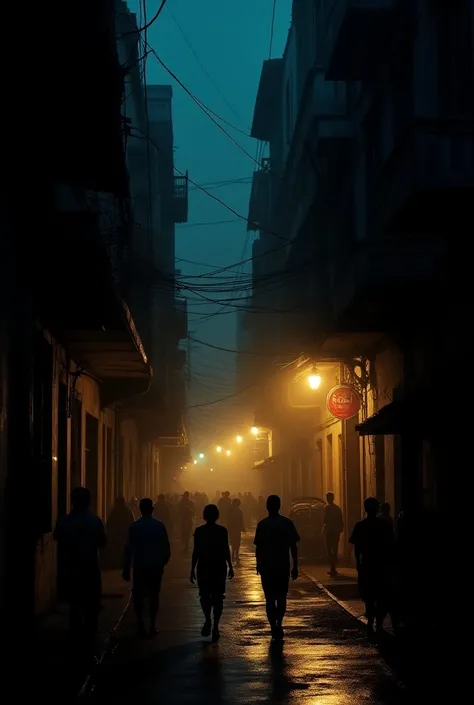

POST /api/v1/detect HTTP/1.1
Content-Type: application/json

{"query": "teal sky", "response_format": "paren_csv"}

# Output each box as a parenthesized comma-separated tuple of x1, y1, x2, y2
(128, 1, 292, 450)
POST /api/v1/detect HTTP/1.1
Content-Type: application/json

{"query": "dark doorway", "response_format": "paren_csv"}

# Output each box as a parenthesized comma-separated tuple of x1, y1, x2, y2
(32, 333, 53, 535)
(106, 427, 114, 516)
(70, 397, 82, 491)
(57, 382, 68, 519)
(85, 413, 99, 513)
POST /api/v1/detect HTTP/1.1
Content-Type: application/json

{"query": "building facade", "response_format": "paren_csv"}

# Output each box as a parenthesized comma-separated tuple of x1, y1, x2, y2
(244, 0, 473, 562)
(0, 0, 189, 632)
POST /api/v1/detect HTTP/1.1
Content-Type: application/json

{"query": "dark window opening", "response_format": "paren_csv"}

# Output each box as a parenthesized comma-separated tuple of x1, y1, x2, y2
(85, 413, 99, 514)
(33, 334, 53, 535)
(57, 381, 68, 520)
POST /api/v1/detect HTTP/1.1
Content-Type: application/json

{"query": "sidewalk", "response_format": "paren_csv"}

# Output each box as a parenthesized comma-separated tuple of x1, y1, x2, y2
(302, 563, 366, 619)
(35, 569, 131, 699)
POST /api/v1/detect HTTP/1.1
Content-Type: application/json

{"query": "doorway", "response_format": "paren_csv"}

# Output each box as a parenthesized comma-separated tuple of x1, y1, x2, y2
(57, 382, 68, 519)
(70, 397, 82, 491)
(85, 413, 99, 513)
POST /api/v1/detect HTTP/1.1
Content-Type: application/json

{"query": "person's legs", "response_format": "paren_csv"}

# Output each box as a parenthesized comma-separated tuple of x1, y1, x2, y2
(275, 594, 287, 626)
(148, 567, 164, 634)
(83, 599, 100, 655)
(199, 578, 212, 636)
(132, 568, 146, 633)
(326, 533, 339, 574)
(235, 535, 241, 561)
(69, 601, 83, 641)
(212, 593, 224, 642)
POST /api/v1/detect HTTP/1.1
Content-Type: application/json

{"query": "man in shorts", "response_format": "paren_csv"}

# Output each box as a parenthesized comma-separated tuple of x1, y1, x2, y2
(254, 495, 300, 640)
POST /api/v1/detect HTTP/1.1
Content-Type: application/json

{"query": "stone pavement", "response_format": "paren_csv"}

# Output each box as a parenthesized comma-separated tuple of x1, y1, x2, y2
(89, 542, 410, 705)
(35, 569, 130, 699)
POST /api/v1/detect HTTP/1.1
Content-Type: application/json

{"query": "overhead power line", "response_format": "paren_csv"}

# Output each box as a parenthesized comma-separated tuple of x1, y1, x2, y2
(166, 5, 250, 131)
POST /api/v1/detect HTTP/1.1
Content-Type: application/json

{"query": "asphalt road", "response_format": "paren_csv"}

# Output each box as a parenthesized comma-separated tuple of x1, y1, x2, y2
(90, 538, 407, 704)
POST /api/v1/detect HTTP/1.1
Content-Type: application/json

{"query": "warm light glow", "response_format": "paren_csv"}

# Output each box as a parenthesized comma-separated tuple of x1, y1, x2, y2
(236, 435, 243, 443)
(251, 426, 259, 436)
(210, 468, 214, 472)
(308, 373, 322, 390)
(193, 460, 198, 465)
(199, 453, 204, 459)
(216, 446, 222, 453)
(226, 449, 231, 456)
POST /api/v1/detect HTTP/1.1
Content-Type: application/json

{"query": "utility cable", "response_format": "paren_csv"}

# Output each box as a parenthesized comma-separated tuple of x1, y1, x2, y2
(166, 4, 250, 131)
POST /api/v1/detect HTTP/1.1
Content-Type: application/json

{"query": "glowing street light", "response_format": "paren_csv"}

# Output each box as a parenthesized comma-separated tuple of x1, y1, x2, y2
(199, 453, 205, 459)
(193, 460, 198, 465)
(216, 446, 222, 453)
(226, 449, 231, 456)
(251, 426, 259, 436)
(308, 373, 322, 390)
(236, 435, 243, 443)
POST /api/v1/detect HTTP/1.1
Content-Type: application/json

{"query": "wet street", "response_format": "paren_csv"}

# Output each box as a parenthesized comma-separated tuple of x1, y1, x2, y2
(90, 538, 407, 704)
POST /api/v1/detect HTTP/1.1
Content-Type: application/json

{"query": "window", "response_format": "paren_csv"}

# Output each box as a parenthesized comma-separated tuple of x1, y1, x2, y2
(285, 83, 292, 144)
(33, 334, 53, 535)
(326, 434, 334, 492)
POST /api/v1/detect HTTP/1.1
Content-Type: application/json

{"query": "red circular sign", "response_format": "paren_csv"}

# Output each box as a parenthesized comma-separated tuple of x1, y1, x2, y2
(327, 385, 361, 420)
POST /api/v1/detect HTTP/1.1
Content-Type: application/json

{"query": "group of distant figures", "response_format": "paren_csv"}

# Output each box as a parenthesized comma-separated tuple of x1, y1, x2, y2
(53, 486, 400, 657)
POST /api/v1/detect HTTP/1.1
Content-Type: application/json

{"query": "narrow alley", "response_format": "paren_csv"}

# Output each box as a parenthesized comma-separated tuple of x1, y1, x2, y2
(88, 539, 405, 705)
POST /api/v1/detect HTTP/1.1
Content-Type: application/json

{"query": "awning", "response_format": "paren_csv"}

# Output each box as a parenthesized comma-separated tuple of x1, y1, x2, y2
(254, 456, 277, 470)
(356, 393, 437, 437)
(356, 401, 405, 436)
(38, 210, 152, 406)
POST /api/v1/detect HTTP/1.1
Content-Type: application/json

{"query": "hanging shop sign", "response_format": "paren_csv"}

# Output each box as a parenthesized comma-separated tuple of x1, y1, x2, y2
(326, 385, 361, 420)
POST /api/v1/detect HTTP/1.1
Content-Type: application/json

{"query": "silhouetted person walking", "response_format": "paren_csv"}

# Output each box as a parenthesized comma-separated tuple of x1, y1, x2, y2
(123, 498, 171, 636)
(254, 495, 300, 640)
(153, 493, 173, 531)
(190, 504, 234, 643)
(217, 491, 232, 529)
(378, 501, 394, 533)
(323, 491, 344, 577)
(103, 496, 134, 569)
(349, 496, 394, 638)
(228, 498, 245, 563)
(177, 491, 195, 552)
(54, 486, 106, 656)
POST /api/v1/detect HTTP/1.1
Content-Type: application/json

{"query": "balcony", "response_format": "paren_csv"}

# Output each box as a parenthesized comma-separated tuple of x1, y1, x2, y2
(247, 160, 272, 232)
(378, 119, 474, 232)
(334, 239, 444, 329)
(175, 298, 188, 340)
(322, 0, 396, 81)
(172, 173, 188, 223)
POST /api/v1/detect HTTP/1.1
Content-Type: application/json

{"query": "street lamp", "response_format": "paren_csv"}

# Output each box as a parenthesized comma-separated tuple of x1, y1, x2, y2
(199, 453, 204, 459)
(251, 426, 259, 436)
(236, 435, 243, 443)
(216, 446, 222, 453)
(226, 449, 231, 456)
(308, 372, 322, 390)
(193, 460, 198, 465)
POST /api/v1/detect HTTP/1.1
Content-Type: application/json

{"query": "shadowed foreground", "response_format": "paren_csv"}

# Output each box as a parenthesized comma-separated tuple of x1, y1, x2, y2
(89, 538, 407, 704)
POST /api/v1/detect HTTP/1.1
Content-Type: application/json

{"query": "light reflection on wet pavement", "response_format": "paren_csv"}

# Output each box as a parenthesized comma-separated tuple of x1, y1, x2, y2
(91, 539, 406, 704)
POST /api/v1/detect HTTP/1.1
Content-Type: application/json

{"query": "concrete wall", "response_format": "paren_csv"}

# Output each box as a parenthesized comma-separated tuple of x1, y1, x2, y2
(33, 331, 158, 615)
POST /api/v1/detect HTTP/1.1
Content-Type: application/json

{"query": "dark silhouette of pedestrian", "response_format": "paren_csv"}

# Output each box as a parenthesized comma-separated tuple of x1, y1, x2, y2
(228, 498, 245, 563)
(123, 497, 171, 636)
(177, 491, 195, 552)
(349, 496, 394, 638)
(153, 493, 173, 532)
(190, 504, 234, 643)
(254, 495, 300, 640)
(103, 496, 134, 569)
(378, 501, 394, 533)
(323, 491, 344, 577)
(217, 491, 232, 529)
(53, 486, 106, 656)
